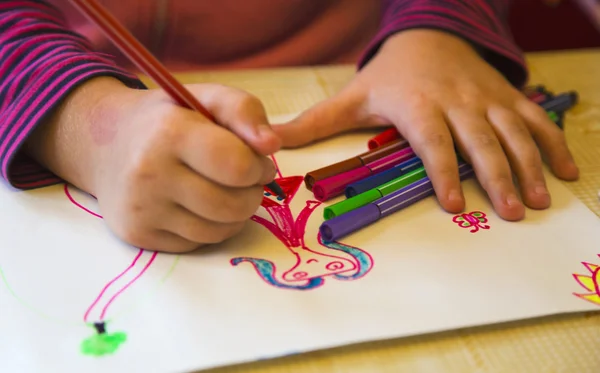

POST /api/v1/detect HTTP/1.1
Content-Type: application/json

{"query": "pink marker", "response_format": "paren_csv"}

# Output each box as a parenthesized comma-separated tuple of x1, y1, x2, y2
(312, 147, 415, 201)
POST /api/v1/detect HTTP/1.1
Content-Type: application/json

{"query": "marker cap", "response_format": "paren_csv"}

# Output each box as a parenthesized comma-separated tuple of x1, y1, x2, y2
(320, 203, 381, 242)
(312, 167, 372, 201)
(367, 128, 401, 150)
(304, 157, 363, 191)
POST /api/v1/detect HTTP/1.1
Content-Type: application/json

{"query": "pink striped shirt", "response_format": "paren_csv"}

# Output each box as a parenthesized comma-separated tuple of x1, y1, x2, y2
(0, 0, 526, 189)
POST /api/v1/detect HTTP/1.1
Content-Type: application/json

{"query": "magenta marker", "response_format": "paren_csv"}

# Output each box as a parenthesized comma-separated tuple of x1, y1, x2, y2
(312, 147, 415, 201)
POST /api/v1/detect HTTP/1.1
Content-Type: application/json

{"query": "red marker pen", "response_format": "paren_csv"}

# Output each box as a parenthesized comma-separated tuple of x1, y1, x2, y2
(367, 128, 401, 150)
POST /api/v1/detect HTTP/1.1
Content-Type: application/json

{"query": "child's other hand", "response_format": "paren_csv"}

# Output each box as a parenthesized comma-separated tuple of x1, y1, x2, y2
(274, 29, 579, 221)
(30, 78, 280, 253)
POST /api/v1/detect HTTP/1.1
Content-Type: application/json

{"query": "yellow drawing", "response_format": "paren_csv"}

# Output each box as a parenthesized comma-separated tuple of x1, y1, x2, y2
(573, 256, 600, 306)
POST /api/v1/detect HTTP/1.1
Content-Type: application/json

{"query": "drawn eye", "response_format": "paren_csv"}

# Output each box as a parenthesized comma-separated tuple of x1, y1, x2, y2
(326, 261, 344, 271)
(307, 259, 318, 264)
(293, 271, 308, 279)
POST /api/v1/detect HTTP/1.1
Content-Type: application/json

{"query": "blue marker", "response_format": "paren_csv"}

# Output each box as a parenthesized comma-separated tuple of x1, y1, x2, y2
(345, 156, 422, 198)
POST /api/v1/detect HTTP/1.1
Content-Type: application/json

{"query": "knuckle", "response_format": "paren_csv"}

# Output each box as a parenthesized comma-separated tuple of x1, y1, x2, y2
(117, 223, 154, 249)
(470, 132, 497, 149)
(457, 89, 484, 107)
(153, 114, 185, 148)
(124, 150, 159, 188)
(227, 152, 260, 185)
(484, 174, 513, 191)
(405, 91, 431, 109)
(205, 222, 246, 244)
(221, 187, 263, 221)
(511, 121, 530, 137)
(235, 92, 263, 112)
(418, 131, 450, 148)
(433, 166, 458, 180)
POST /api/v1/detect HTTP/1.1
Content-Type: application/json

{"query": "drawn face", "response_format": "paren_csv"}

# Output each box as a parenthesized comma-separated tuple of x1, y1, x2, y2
(282, 246, 356, 282)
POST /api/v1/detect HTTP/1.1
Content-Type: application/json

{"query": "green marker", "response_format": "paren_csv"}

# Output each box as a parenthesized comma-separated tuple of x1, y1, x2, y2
(547, 111, 558, 122)
(323, 166, 427, 220)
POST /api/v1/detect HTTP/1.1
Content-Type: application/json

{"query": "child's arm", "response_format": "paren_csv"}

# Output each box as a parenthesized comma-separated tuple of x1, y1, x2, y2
(1, 2, 279, 253)
(0, 1, 145, 190)
(275, 0, 579, 222)
(359, 0, 527, 87)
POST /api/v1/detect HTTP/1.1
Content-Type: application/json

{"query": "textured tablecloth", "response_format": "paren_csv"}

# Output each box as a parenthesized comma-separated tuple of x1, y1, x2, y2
(148, 48, 600, 373)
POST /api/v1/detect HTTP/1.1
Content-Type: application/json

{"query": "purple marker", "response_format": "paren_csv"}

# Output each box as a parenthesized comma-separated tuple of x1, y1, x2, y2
(319, 164, 475, 241)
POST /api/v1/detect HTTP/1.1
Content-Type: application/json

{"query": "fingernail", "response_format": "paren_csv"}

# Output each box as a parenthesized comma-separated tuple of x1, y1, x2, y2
(506, 193, 520, 206)
(448, 189, 462, 201)
(534, 185, 549, 196)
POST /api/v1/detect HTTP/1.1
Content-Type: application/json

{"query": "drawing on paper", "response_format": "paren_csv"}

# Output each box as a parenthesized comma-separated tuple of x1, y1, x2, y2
(452, 211, 490, 233)
(65, 184, 161, 356)
(0, 153, 374, 359)
(230, 157, 374, 290)
(573, 255, 600, 306)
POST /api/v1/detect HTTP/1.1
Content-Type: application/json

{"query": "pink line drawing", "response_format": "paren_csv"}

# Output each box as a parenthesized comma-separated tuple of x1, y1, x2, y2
(83, 249, 144, 322)
(230, 156, 374, 290)
(452, 211, 490, 233)
(64, 184, 157, 356)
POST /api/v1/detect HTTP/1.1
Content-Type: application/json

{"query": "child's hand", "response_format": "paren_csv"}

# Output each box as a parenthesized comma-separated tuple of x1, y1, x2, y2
(274, 29, 579, 221)
(27, 78, 280, 253)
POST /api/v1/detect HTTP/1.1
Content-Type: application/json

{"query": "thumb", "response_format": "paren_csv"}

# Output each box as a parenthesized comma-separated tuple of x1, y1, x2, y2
(187, 83, 281, 156)
(272, 87, 378, 148)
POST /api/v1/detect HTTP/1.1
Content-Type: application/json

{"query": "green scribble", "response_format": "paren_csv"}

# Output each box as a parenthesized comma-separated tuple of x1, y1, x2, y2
(0, 265, 78, 326)
(81, 330, 127, 356)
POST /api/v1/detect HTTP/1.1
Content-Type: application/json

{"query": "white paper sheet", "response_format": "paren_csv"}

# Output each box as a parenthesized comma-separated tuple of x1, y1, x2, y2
(1, 113, 599, 373)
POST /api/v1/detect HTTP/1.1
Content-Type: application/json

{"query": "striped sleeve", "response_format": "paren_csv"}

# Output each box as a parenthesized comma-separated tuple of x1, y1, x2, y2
(360, 0, 528, 88)
(0, 1, 145, 190)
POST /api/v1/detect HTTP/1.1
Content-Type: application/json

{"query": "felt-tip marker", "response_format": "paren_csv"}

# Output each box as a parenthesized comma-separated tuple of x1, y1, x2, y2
(319, 164, 475, 241)
(540, 91, 578, 113)
(344, 156, 422, 198)
(367, 127, 401, 149)
(312, 147, 415, 201)
(304, 139, 409, 190)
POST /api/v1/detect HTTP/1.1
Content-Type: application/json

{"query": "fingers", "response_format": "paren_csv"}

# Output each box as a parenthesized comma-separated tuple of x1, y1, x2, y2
(486, 106, 550, 209)
(139, 230, 202, 254)
(160, 206, 247, 247)
(273, 87, 377, 148)
(170, 164, 264, 223)
(447, 109, 525, 221)
(176, 121, 277, 188)
(515, 99, 579, 181)
(188, 84, 281, 155)
(398, 108, 465, 213)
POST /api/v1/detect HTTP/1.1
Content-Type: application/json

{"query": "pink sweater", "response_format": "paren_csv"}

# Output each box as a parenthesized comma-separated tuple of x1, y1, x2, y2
(0, 0, 526, 189)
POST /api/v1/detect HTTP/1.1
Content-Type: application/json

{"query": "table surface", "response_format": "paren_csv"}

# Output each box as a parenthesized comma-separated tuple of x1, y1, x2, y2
(147, 49, 600, 373)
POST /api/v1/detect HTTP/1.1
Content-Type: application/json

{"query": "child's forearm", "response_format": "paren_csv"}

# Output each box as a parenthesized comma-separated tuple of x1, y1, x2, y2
(360, 0, 528, 88)
(0, 1, 145, 190)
